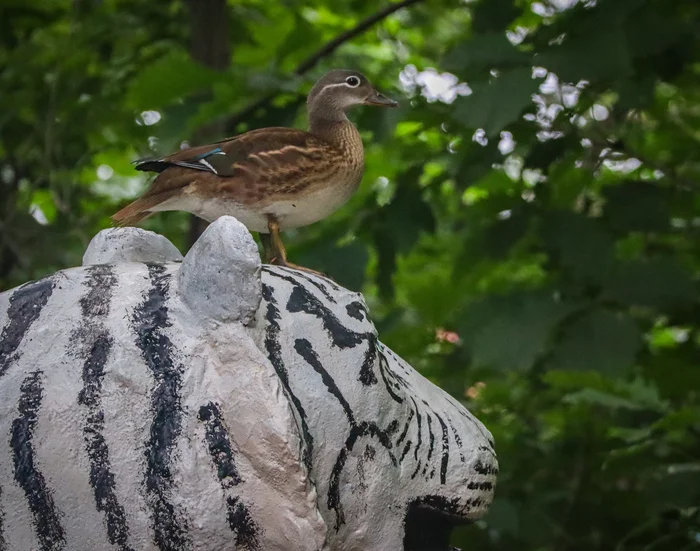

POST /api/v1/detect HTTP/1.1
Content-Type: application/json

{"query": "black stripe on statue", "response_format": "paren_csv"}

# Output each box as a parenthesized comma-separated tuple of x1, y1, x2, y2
(198, 402, 242, 488)
(396, 408, 414, 447)
(411, 397, 423, 461)
(379, 350, 411, 389)
(400, 441, 412, 462)
(378, 351, 403, 403)
(293, 336, 400, 531)
(358, 334, 378, 386)
(0, 483, 5, 551)
(473, 459, 498, 476)
(273, 266, 337, 303)
(75, 266, 134, 551)
(11, 371, 66, 550)
(197, 403, 260, 550)
(434, 413, 450, 484)
(345, 301, 367, 321)
(467, 480, 494, 491)
(262, 283, 314, 471)
(425, 413, 435, 462)
(294, 339, 355, 424)
(266, 270, 379, 385)
(80, 334, 135, 550)
(422, 412, 436, 478)
(226, 497, 261, 551)
(132, 265, 190, 551)
(285, 281, 367, 348)
(79, 265, 116, 318)
(410, 397, 423, 480)
(0, 277, 54, 378)
(328, 421, 397, 530)
(272, 265, 342, 293)
(445, 393, 496, 451)
(446, 417, 466, 463)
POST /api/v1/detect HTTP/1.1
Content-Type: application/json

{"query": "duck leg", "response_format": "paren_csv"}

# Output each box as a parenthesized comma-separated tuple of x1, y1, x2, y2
(259, 233, 275, 263)
(266, 216, 326, 277)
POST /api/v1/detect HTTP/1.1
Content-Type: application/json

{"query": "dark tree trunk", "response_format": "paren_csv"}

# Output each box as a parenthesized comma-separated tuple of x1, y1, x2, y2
(186, 0, 230, 247)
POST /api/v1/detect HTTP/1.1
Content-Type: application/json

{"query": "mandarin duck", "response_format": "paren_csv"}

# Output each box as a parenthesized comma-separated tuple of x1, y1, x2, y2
(112, 69, 398, 272)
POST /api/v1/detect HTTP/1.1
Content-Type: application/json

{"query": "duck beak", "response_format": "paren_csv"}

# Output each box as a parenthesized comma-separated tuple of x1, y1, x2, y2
(364, 89, 399, 107)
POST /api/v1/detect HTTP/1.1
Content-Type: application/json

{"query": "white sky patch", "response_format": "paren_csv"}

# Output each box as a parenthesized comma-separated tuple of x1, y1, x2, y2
(540, 73, 559, 94)
(537, 130, 565, 141)
(30, 204, 48, 225)
(603, 158, 642, 173)
(472, 128, 488, 146)
(140, 110, 162, 126)
(531, 2, 555, 17)
(550, 0, 580, 8)
(527, 70, 589, 142)
(504, 156, 523, 180)
(1, 165, 15, 184)
(499, 131, 515, 154)
(562, 84, 580, 107)
(92, 176, 145, 201)
(373, 176, 394, 205)
(532, 0, 580, 15)
(507, 26, 529, 45)
(523, 168, 546, 186)
(591, 104, 609, 121)
(498, 209, 512, 220)
(522, 189, 536, 202)
(97, 164, 114, 181)
(400, 65, 471, 104)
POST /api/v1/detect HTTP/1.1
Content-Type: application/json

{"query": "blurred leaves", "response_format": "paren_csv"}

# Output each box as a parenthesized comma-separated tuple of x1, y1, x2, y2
(453, 68, 539, 137)
(1, 0, 700, 550)
(459, 291, 576, 372)
(127, 50, 224, 108)
(548, 308, 641, 375)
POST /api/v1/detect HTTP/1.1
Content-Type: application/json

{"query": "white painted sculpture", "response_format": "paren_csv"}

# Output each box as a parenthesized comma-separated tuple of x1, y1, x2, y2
(0, 216, 496, 551)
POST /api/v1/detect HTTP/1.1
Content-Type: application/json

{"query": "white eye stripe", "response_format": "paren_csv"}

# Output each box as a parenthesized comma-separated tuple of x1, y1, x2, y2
(317, 81, 363, 95)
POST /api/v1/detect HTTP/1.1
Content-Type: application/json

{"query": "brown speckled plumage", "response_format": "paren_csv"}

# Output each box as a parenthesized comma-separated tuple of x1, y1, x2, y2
(112, 69, 397, 271)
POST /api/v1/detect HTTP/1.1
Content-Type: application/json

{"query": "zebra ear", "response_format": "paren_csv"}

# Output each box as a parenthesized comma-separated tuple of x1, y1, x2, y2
(178, 216, 262, 324)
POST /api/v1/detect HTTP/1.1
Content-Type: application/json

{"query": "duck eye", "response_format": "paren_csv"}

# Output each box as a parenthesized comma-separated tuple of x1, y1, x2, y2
(345, 76, 360, 88)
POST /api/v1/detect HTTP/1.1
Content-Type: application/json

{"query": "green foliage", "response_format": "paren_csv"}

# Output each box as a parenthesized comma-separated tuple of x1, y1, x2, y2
(453, 68, 540, 137)
(1, 0, 700, 549)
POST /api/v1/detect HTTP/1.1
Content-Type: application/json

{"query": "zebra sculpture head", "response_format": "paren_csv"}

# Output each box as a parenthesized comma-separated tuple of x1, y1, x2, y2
(0, 216, 497, 551)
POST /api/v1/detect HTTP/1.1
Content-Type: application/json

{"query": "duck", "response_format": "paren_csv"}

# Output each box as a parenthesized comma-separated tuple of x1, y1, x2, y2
(112, 69, 398, 272)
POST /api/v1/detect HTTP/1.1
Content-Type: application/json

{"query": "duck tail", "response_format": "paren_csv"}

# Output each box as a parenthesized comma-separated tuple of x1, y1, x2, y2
(111, 194, 168, 227)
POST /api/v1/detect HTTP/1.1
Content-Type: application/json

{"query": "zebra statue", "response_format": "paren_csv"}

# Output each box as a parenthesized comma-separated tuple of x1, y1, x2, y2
(0, 216, 497, 551)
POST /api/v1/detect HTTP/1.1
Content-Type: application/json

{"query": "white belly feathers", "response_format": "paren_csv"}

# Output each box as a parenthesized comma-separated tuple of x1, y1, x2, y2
(152, 179, 360, 233)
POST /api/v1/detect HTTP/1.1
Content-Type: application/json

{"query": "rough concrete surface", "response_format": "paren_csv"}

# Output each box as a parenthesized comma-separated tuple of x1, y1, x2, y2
(0, 216, 496, 551)
(82, 226, 183, 265)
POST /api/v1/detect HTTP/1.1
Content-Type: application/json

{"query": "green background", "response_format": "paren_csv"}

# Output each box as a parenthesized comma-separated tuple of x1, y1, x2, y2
(1, 0, 699, 548)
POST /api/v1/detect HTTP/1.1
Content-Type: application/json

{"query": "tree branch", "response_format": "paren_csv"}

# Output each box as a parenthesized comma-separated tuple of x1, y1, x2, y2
(225, 0, 424, 131)
(294, 0, 424, 74)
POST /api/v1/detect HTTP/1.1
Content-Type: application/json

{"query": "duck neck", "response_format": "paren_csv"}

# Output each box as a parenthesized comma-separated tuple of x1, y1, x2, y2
(308, 95, 358, 145)
(313, 119, 357, 148)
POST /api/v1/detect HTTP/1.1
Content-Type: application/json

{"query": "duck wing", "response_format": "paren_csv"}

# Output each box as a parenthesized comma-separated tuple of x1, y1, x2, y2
(112, 128, 334, 226)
